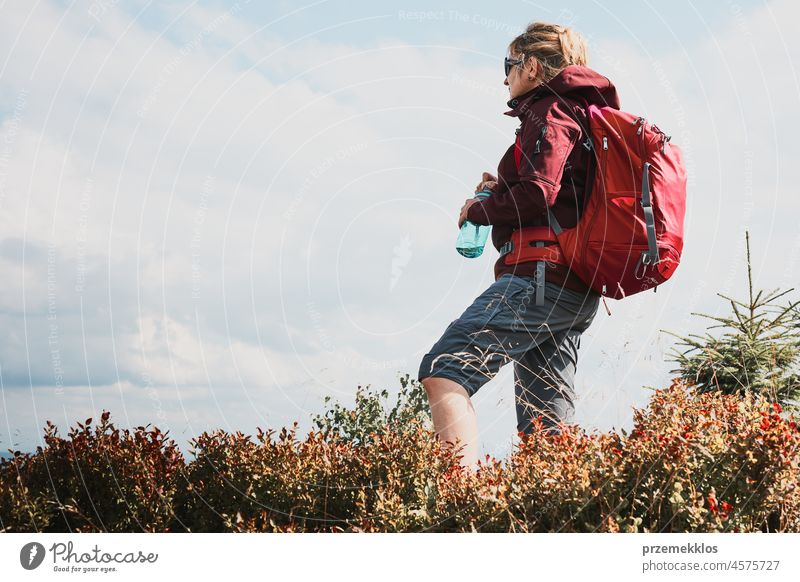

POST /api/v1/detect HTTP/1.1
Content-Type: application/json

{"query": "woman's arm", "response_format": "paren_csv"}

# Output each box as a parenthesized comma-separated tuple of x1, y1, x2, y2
(466, 101, 581, 227)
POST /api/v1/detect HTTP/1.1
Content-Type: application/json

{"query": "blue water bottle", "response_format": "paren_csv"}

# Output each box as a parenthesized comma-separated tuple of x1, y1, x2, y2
(456, 188, 493, 258)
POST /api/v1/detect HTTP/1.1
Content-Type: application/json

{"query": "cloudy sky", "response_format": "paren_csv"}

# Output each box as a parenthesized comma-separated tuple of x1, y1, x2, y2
(1, 0, 797, 459)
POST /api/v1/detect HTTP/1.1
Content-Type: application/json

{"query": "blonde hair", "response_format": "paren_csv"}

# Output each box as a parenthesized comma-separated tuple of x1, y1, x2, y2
(508, 22, 589, 85)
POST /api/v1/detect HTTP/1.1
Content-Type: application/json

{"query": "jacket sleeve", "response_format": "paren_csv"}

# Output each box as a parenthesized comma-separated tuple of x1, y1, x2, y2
(467, 103, 581, 227)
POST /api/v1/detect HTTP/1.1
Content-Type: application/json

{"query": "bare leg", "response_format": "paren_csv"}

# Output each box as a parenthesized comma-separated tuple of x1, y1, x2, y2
(421, 377, 480, 471)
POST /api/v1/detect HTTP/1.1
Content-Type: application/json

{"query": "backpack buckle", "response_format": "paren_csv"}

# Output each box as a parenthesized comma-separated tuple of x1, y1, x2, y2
(635, 250, 660, 280)
(634, 253, 648, 280)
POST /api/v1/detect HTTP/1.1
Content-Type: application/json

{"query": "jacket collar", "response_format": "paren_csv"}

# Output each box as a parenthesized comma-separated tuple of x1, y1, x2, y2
(504, 84, 545, 119)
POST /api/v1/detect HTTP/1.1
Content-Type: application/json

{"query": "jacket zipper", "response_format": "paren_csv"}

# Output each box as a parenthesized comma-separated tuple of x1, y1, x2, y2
(533, 125, 547, 154)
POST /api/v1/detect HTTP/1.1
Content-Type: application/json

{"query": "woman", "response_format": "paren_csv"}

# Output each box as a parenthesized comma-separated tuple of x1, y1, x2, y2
(417, 22, 621, 470)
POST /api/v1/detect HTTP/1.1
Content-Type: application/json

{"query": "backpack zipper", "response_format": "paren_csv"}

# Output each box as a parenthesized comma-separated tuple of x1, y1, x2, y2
(601, 284, 611, 316)
(632, 116, 646, 135)
(650, 123, 672, 153)
(661, 134, 672, 154)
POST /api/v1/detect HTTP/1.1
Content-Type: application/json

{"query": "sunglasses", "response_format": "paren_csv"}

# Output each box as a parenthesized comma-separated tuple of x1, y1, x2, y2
(504, 55, 525, 77)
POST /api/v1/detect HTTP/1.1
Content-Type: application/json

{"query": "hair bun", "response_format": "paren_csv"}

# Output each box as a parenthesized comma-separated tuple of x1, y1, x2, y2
(559, 27, 587, 66)
(510, 21, 588, 81)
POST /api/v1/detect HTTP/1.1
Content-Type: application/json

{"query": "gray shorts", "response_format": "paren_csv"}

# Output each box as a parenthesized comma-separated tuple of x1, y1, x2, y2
(417, 273, 601, 435)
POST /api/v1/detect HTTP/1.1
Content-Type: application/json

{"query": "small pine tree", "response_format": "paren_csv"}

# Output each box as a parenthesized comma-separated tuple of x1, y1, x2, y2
(664, 232, 800, 409)
(309, 373, 433, 445)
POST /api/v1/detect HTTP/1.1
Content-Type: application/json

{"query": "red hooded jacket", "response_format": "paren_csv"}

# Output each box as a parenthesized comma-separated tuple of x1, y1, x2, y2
(466, 64, 621, 294)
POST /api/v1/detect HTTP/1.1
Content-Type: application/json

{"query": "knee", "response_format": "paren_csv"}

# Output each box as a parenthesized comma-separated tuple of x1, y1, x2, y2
(421, 376, 469, 400)
(421, 376, 441, 398)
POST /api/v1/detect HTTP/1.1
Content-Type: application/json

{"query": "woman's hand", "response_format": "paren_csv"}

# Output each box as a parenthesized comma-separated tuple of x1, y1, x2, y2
(460, 172, 497, 227)
(475, 171, 498, 193)
(458, 198, 481, 228)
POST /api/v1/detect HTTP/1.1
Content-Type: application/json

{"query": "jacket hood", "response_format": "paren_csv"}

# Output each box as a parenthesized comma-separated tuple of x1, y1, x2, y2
(504, 64, 620, 118)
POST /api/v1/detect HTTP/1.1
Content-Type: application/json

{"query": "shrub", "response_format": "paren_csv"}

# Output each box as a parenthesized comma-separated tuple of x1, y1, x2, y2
(0, 411, 184, 532)
(170, 419, 462, 532)
(309, 372, 432, 446)
(4, 380, 799, 532)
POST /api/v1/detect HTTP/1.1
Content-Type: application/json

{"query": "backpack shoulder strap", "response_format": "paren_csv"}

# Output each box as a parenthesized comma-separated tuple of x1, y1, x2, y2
(569, 95, 595, 218)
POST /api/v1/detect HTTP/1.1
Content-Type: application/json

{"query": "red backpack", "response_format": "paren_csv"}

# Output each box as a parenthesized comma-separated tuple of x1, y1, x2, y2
(503, 99, 687, 302)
